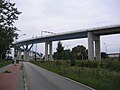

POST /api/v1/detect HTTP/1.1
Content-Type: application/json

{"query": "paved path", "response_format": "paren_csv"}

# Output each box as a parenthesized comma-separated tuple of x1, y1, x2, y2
(24, 62, 94, 90)
(0, 62, 24, 90)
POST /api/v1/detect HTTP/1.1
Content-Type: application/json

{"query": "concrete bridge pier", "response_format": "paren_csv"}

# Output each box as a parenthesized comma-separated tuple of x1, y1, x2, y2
(49, 41, 53, 61)
(45, 42, 48, 61)
(95, 35, 101, 60)
(45, 41, 52, 61)
(88, 32, 94, 60)
(17, 50, 22, 60)
(88, 32, 101, 60)
(22, 44, 33, 61)
(24, 50, 29, 61)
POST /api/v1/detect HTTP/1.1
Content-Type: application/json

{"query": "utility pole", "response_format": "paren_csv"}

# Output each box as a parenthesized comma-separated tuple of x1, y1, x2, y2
(104, 43, 107, 59)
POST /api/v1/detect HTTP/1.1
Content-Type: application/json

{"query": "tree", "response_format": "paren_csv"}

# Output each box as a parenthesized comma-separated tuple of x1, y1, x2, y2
(56, 41, 64, 53)
(62, 49, 71, 60)
(0, 0, 21, 60)
(71, 45, 87, 60)
(53, 41, 64, 60)
(56, 41, 64, 59)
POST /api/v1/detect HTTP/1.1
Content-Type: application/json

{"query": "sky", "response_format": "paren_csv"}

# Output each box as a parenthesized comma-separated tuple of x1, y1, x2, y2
(10, 0, 120, 54)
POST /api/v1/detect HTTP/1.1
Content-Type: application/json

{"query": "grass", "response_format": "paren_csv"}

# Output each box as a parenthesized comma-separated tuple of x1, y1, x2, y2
(0, 60, 12, 68)
(30, 60, 120, 90)
(20, 63, 24, 70)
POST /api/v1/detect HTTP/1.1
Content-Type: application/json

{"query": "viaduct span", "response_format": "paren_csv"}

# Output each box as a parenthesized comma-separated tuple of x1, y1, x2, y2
(14, 25, 120, 61)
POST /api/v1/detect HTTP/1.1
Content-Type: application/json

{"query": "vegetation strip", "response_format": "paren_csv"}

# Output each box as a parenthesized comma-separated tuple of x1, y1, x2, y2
(0, 61, 12, 68)
(30, 60, 120, 90)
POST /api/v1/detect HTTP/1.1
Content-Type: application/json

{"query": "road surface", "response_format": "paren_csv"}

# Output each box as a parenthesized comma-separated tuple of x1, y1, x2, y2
(24, 62, 94, 90)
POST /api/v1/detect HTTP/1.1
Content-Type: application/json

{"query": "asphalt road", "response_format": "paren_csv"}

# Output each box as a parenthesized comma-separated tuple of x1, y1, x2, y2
(23, 62, 94, 90)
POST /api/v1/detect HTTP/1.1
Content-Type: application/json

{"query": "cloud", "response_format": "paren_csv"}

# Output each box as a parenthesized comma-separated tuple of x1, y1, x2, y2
(12, 0, 120, 30)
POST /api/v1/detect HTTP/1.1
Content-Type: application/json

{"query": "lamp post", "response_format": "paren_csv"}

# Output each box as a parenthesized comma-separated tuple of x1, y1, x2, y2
(15, 34, 26, 41)
(103, 43, 107, 59)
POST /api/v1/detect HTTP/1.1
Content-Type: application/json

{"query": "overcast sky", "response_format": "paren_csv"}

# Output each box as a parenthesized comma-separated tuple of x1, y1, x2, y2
(11, 0, 120, 54)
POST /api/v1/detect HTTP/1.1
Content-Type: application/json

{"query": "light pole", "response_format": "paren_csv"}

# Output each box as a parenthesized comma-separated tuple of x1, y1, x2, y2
(41, 31, 55, 37)
(15, 34, 26, 41)
(103, 43, 107, 59)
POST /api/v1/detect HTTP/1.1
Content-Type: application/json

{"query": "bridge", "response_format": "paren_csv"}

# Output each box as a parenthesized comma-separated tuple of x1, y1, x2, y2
(13, 25, 120, 61)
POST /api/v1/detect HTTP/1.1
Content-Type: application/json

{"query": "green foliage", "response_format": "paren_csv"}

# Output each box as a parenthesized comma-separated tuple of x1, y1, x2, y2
(54, 41, 64, 59)
(71, 45, 87, 60)
(0, 60, 11, 68)
(101, 52, 108, 59)
(53, 44, 88, 60)
(56, 41, 64, 53)
(70, 59, 76, 66)
(0, 0, 21, 60)
(76, 61, 99, 68)
(0, 0, 21, 26)
(100, 60, 120, 71)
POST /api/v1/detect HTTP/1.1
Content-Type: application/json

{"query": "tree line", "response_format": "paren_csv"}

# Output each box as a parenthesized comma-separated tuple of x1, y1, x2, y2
(53, 41, 107, 60)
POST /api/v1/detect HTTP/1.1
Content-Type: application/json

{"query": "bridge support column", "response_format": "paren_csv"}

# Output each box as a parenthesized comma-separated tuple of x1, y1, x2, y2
(45, 42, 48, 61)
(88, 32, 94, 60)
(95, 36, 101, 60)
(88, 32, 101, 60)
(24, 50, 29, 61)
(22, 44, 33, 61)
(18, 50, 22, 60)
(45, 41, 53, 61)
(49, 41, 53, 61)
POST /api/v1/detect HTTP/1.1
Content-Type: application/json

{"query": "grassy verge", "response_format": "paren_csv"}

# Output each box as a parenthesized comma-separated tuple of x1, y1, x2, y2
(30, 60, 120, 90)
(0, 60, 12, 68)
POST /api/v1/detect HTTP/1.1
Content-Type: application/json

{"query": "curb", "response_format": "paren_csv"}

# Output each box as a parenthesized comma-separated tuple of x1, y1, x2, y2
(22, 64, 28, 90)
(55, 73, 95, 90)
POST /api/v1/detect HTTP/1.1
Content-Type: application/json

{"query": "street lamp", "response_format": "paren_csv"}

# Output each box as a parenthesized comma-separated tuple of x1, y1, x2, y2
(15, 34, 26, 42)
(103, 42, 107, 59)
(16, 34, 26, 39)
(41, 31, 55, 37)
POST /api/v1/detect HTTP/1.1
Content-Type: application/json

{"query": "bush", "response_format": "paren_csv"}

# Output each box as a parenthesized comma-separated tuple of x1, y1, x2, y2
(100, 60, 120, 71)
(77, 61, 98, 68)
(70, 60, 76, 66)
(0, 60, 11, 68)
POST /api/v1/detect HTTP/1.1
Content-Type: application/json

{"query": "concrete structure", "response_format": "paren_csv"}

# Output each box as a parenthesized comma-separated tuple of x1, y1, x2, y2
(45, 41, 53, 61)
(17, 50, 22, 60)
(29, 51, 43, 60)
(13, 25, 120, 61)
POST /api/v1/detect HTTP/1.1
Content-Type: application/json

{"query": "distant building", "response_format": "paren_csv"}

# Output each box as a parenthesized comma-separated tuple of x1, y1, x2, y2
(108, 53, 120, 58)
